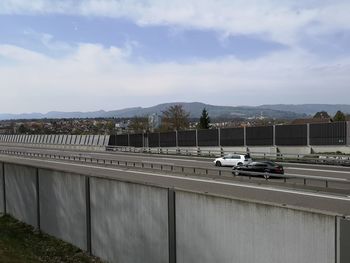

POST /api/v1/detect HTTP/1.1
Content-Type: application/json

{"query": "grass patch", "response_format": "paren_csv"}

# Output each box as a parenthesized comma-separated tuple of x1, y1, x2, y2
(0, 215, 104, 263)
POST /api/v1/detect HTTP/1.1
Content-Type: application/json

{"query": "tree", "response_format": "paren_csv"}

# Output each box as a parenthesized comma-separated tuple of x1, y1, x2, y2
(313, 111, 330, 119)
(198, 108, 210, 129)
(128, 116, 149, 132)
(161, 104, 190, 131)
(333, 110, 346, 122)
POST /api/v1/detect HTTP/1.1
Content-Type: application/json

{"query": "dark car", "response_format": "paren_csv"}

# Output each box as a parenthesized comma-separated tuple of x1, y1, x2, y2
(232, 161, 284, 178)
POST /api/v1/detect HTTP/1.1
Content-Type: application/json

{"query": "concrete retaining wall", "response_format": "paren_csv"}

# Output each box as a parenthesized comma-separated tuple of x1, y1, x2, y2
(176, 191, 335, 263)
(39, 169, 87, 250)
(0, 163, 4, 213)
(1, 161, 347, 263)
(90, 178, 169, 263)
(4, 163, 37, 227)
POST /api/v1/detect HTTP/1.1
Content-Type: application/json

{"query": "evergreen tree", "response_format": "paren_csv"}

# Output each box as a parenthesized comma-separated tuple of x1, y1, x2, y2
(198, 108, 210, 129)
(333, 110, 346, 122)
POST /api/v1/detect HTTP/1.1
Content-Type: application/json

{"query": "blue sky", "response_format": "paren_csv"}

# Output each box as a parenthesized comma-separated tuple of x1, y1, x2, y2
(0, 0, 350, 113)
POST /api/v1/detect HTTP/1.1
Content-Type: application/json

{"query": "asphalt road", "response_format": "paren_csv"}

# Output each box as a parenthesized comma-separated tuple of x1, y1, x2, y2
(1, 144, 350, 192)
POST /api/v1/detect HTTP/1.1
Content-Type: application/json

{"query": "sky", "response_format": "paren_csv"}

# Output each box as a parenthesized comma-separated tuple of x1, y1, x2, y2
(0, 0, 350, 113)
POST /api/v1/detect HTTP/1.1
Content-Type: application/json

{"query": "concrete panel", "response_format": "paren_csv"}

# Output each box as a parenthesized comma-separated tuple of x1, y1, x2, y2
(312, 146, 350, 154)
(65, 135, 73, 145)
(88, 135, 94, 145)
(97, 135, 104, 146)
(39, 169, 87, 250)
(0, 163, 4, 213)
(62, 134, 68, 144)
(4, 163, 37, 227)
(103, 135, 110, 146)
(90, 178, 168, 263)
(71, 135, 77, 145)
(278, 146, 312, 156)
(92, 135, 99, 146)
(74, 135, 81, 145)
(176, 191, 335, 263)
(80, 135, 87, 145)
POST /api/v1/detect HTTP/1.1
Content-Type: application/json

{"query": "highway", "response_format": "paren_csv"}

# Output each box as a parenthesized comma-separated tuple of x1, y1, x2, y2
(1, 144, 350, 194)
(1, 151, 350, 217)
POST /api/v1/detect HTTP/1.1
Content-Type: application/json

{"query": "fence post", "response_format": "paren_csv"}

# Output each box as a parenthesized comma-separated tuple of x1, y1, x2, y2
(273, 125, 276, 146)
(244, 126, 247, 147)
(307, 123, 310, 147)
(168, 189, 176, 263)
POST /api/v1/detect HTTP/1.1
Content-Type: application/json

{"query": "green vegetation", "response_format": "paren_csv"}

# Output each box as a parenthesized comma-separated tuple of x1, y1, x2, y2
(333, 110, 346, 122)
(0, 215, 103, 263)
(198, 108, 211, 129)
(161, 104, 190, 131)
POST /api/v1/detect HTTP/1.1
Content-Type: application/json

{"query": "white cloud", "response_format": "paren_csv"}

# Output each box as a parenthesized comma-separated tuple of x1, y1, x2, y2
(0, 42, 349, 113)
(1, 0, 350, 46)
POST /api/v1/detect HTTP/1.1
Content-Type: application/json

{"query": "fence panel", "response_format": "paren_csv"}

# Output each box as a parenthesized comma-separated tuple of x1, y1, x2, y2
(148, 133, 160, 148)
(310, 122, 347, 145)
(246, 126, 273, 146)
(220, 128, 244, 146)
(275, 124, 307, 146)
(178, 130, 196, 147)
(198, 129, 219, 147)
(160, 132, 177, 147)
(129, 134, 143, 147)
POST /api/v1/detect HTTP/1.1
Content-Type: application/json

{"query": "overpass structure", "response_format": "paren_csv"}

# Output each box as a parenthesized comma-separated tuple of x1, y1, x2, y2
(0, 141, 350, 263)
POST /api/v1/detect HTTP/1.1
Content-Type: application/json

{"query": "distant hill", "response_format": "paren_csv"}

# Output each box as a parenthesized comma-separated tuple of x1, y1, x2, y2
(259, 104, 350, 116)
(0, 102, 307, 120)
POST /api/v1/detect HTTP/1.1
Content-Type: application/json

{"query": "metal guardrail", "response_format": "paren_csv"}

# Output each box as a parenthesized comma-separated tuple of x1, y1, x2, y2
(1, 148, 350, 190)
(105, 146, 350, 166)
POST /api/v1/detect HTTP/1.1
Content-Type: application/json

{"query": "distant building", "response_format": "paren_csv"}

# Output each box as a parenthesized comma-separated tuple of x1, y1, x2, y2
(115, 120, 129, 133)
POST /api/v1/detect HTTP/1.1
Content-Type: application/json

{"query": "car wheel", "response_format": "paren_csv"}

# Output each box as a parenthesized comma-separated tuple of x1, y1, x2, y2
(263, 169, 270, 179)
(216, 161, 222, 167)
(233, 169, 239, 176)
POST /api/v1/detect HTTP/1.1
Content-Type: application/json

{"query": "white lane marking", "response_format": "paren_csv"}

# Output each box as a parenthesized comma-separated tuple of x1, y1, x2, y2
(19, 157, 350, 202)
(286, 167, 350, 174)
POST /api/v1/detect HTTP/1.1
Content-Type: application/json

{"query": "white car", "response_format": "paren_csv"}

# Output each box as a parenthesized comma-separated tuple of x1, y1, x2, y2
(213, 154, 252, 167)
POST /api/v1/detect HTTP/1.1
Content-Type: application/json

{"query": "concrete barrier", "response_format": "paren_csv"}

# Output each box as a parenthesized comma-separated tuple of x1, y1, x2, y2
(90, 177, 169, 263)
(0, 159, 348, 263)
(39, 168, 87, 250)
(4, 163, 38, 228)
(175, 191, 335, 263)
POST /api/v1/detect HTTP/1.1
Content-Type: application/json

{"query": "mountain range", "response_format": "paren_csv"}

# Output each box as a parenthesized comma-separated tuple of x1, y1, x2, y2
(1, 102, 349, 121)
